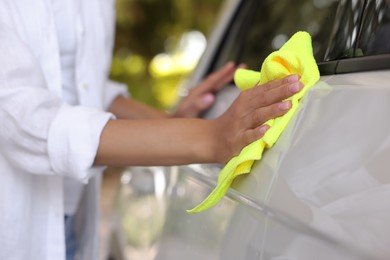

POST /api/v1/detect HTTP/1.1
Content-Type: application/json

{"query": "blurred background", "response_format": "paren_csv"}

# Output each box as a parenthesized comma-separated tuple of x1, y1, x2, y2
(110, 0, 225, 111)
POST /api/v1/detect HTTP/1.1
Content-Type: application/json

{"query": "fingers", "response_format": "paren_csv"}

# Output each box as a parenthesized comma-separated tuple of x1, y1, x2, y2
(247, 76, 303, 109)
(215, 74, 305, 160)
(177, 61, 242, 117)
(238, 75, 303, 147)
(244, 100, 292, 129)
(260, 74, 300, 91)
(196, 62, 236, 93)
(195, 93, 215, 111)
(241, 98, 293, 146)
(243, 125, 270, 146)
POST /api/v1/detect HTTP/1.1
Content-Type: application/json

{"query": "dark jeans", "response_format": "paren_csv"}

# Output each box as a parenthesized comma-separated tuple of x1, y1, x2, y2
(64, 215, 77, 260)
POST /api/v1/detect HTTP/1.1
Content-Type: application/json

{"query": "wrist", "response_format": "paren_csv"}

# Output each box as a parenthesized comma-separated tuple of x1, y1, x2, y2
(186, 119, 221, 164)
(208, 118, 233, 164)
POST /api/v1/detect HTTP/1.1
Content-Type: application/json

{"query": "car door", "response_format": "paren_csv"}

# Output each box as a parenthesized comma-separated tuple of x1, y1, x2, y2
(180, 0, 390, 259)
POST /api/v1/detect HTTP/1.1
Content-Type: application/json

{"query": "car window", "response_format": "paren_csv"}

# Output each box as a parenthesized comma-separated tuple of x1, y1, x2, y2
(213, 0, 346, 71)
(323, 0, 366, 60)
(322, 0, 390, 74)
(356, 0, 390, 56)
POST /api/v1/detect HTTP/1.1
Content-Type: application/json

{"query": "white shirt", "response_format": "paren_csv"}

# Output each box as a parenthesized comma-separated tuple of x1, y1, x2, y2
(52, 0, 86, 216)
(52, 0, 78, 106)
(0, 0, 128, 259)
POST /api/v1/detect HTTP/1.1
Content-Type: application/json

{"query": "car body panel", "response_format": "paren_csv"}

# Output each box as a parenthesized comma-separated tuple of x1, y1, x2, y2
(113, 70, 390, 260)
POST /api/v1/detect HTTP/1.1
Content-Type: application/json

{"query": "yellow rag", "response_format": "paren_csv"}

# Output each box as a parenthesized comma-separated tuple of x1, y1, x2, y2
(187, 31, 320, 213)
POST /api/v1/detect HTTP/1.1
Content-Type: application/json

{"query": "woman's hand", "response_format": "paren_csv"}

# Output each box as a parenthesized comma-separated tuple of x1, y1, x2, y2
(212, 74, 303, 163)
(108, 62, 241, 120)
(173, 62, 242, 118)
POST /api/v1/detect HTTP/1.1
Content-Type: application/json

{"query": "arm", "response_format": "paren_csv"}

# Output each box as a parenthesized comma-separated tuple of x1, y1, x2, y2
(94, 75, 302, 166)
(172, 61, 241, 118)
(0, 24, 112, 181)
(108, 95, 168, 119)
(107, 62, 240, 119)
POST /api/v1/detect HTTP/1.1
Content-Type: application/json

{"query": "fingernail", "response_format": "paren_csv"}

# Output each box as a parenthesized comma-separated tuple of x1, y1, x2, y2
(202, 93, 214, 105)
(259, 125, 269, 135)
(278, 101, 291, 110)
(285, 74, 299, 83)
(226, 61, 235, 69)
(238, 63, 247, 69)
(288, 82, 303, 93)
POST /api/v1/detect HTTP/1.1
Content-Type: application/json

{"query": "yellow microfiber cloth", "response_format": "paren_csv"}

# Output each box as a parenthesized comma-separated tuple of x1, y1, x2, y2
(187, 31, 320, 213)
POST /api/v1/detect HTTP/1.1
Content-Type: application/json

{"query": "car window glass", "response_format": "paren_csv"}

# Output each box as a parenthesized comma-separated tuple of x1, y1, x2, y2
(214, 0, 342, 71)
(357, 0, 390, 56)
(323, 0, 366, 60)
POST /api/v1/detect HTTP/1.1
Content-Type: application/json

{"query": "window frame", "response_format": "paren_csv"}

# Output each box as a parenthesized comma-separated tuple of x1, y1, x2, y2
(190, 0, 390, 86)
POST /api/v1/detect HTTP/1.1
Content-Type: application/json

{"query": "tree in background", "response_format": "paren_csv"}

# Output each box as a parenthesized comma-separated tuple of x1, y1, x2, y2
(111, 0, 224, 110)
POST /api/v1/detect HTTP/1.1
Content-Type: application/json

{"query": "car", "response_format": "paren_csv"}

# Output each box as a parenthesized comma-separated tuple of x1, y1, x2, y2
(106, 0, 390, 259)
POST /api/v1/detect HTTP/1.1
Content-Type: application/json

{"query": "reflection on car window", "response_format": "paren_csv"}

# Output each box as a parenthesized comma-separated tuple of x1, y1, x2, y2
(357, 0, 390, 56)
(324, 0, 365, 60)
(215, 0, 340, 70)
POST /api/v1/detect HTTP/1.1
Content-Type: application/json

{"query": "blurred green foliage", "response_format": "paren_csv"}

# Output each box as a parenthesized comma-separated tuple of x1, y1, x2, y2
(110, 0, 224, 110)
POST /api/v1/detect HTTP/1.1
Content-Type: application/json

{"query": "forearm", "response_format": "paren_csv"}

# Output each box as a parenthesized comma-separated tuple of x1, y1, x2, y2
(108, 95, 169, 119)
(94, 118, 218, 166)
(99, 75, 302, 167)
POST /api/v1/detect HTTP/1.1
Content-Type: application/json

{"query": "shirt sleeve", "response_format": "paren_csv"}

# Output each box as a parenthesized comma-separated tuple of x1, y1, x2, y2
(103, 79, 130, 111)
(0, 22, 112, 182)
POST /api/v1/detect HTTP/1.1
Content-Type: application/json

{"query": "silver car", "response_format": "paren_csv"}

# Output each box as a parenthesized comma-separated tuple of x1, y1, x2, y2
(108, 0, 390, 259)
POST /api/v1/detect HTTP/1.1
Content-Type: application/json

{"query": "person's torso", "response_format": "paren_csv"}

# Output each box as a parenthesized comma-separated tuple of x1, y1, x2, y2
(0, 0, 116, 259)
(52, 0, 86, 217)
(52, 0, 78, 106)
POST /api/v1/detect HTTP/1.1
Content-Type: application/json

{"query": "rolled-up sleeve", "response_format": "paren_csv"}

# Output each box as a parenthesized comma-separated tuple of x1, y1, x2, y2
(0, 23, 112, 182)
(47, 104, 113, 182)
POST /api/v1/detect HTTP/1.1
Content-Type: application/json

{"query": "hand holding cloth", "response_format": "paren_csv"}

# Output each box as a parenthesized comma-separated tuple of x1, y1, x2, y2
(188, 31, 320, 213)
